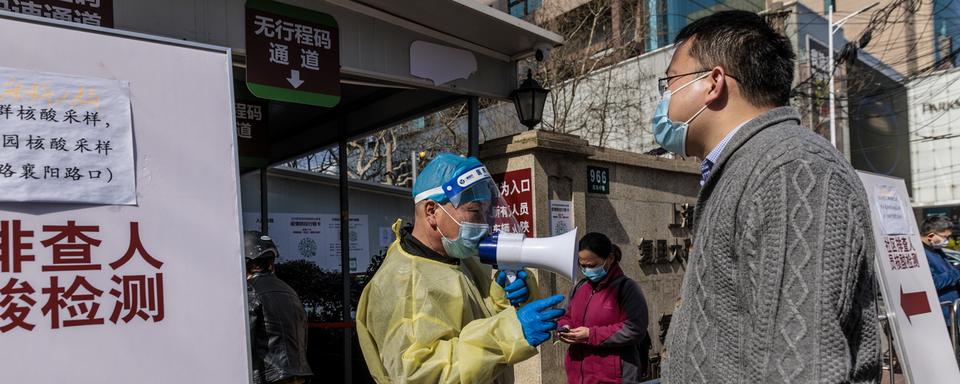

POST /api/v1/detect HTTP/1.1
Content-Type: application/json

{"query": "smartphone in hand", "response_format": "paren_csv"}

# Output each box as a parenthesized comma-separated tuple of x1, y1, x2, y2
(553, 326, 571, 345)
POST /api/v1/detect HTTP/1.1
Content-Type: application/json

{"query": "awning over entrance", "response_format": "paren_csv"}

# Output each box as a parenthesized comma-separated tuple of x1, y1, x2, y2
(111, 0, 562, 169)
(231, 0, 564, 169)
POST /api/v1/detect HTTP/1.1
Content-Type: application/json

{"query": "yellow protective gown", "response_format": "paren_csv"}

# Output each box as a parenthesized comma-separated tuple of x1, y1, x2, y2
(357, 220, 540, 384)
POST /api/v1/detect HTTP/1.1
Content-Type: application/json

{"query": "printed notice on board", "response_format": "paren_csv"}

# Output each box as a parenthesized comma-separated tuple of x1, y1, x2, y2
(549, 200, 573, 236)
(875, 183, 911, 235)
(0, 66, 135, 205)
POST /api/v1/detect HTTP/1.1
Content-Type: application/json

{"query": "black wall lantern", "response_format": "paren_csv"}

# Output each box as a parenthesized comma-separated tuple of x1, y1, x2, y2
(510, 68, 549, 130)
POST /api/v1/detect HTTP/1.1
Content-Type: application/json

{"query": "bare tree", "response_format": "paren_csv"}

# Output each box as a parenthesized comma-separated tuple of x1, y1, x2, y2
(284, 151, 337, 174)
(287, 101, 469, 187)
(506, 0, 656, 151)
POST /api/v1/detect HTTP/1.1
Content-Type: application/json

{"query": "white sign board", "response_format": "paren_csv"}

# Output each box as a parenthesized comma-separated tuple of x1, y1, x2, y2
(859, 171, 960, 383)
(549, 200, 573, 236)
(0, 66, 135, 204)
(0, 14, 249, 383)
(243, 212, 371, 273)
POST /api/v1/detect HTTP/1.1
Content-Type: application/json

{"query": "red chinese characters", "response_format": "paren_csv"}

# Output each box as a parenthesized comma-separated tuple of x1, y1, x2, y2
(0, 220, 35, 273)
(0, 220, 165, 333)
(41, 275, 104, 328)
(491, 169, 534, 236)
(109, 222, 162, 270)
(0, 278, 36, 332)
(109, 273, 164, 323)
(108, 222, 164, 323)
(884, 235, 921, 270)
(41, 221, 102, 271)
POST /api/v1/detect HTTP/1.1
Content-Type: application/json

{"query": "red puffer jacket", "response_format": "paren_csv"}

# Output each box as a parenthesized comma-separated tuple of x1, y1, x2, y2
(557, 263, 649, 384)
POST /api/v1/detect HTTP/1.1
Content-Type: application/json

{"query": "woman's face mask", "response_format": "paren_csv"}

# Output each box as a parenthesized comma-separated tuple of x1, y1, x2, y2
(436, 204, 490, 259)
(580, 255, 612, 282)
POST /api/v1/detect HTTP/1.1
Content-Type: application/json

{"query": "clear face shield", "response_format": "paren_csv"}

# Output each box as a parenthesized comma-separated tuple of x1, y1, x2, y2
(416, 165, 519, 234)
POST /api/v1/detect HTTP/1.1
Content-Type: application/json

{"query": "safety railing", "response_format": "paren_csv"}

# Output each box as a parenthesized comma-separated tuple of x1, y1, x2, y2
(942, 298, 960, 364)
(878, 313, 894, 383)
(875, 299, 960, 382)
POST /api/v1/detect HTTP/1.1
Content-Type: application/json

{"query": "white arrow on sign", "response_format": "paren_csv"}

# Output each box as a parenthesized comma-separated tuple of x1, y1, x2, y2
(286, 70, 304, 88)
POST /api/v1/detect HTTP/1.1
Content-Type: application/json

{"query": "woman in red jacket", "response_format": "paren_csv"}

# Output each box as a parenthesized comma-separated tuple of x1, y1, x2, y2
(558, 233, 649, 384)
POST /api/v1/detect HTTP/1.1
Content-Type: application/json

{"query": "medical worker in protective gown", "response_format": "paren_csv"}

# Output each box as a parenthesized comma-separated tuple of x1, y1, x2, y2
(357, 153, 566, 384)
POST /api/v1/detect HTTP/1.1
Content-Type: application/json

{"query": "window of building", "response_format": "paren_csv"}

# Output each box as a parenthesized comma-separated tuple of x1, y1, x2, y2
(509, 0, 542, 18)
(591, 7, 613, 45)
(621, 0, 640, 43)
(935, 0, 960, 68)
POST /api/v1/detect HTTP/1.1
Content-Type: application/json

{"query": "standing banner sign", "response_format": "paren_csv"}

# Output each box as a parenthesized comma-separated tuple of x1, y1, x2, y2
(859, 171, 960, 383)
(0, 13, 250, 383)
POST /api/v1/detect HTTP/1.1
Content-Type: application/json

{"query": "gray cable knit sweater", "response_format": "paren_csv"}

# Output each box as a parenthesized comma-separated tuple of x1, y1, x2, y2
(662, 107, 880, 383)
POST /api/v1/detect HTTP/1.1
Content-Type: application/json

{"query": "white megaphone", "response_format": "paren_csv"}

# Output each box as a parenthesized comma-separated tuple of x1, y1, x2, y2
(477, 228, 578, 283)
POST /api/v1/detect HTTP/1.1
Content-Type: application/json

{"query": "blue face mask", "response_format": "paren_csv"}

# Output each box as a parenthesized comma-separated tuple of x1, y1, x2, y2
(437, 204, 490, 259)
(652, 73, 711, 157)
(581, 260, 610, 282)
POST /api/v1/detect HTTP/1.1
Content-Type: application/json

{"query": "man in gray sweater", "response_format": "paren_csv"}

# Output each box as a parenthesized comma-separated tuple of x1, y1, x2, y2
(655, 11, 880, 383)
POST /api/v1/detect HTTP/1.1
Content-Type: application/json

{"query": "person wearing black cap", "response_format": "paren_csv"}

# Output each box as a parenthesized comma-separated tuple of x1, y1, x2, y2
(245, 230, 313, 384)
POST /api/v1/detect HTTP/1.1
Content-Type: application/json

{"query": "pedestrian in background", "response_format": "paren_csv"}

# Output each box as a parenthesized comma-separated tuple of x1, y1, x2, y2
(558, 232, 649, 384)
(245, 231, 313, 384)
(920, 215, 960, 325)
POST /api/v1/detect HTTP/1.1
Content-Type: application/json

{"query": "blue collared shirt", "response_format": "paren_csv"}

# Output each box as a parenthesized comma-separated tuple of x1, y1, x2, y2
(700, 121, 749, 186)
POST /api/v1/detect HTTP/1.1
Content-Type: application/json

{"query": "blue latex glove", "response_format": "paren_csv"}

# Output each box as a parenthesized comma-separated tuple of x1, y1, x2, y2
(516, 294, 566, 346)
(496, 270, 530, 306)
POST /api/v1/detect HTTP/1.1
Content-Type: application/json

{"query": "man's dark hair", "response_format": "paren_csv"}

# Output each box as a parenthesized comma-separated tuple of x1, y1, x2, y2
(675, 10, 795, 107)
(579, 232, 613, 259)
(922, 215, 954, 235)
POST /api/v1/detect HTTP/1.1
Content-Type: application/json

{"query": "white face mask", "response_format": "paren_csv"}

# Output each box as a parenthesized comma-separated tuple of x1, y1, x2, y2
(929, 234, 950, 249)
(436, 204, 490, 259)
(651, 73, 711, 157)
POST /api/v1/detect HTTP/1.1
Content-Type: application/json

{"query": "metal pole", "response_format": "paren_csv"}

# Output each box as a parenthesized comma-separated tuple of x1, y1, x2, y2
(338, 134, 353, 384)
(888, 319, 895, 383)
(411, 150, 418, 185)
(259, 168, 269, 235)
(879, 313, 894, 383)
(828, 0, 836, 148)
(953, 299, 960, 363)
(468, 96, 480, 157)
(948, 301, 958, 350)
